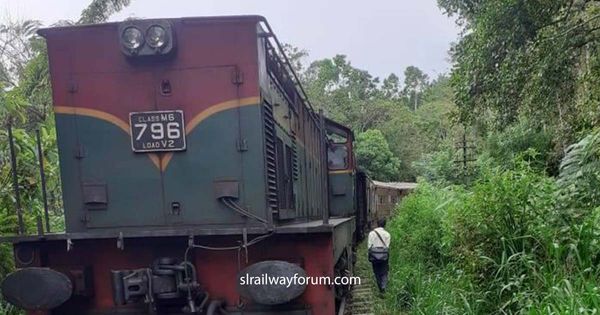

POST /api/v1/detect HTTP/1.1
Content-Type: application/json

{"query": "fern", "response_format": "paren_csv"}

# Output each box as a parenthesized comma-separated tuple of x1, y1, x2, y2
(557, 130, 600, 218)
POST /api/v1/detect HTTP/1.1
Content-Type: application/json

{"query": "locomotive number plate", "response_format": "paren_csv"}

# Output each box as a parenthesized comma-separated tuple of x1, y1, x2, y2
(129, 110, 186, 152)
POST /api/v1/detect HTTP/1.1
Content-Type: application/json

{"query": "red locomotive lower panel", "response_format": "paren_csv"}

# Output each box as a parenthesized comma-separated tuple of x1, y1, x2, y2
(18, 233, 336, 315)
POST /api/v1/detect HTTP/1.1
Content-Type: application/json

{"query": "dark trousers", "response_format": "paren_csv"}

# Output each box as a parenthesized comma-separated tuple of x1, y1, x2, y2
(371, 260, 389, 292)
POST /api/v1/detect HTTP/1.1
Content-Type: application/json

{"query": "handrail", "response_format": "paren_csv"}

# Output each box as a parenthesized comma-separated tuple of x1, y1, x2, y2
(6, 125, 51, 236)
(7, 124, 25, 235)
(257, 17, 321, 124)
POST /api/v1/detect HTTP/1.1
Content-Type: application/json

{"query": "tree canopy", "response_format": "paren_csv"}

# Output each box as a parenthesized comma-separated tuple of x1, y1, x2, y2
(440, 0, 600, 148)
(354, 129, 401, 181)
(403, 66, 429, 111)
(288, 47, 460, 181)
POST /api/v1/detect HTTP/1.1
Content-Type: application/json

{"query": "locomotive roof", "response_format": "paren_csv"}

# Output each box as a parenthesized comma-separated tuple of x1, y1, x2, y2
(37, 15, 267, 35)
(325, 117, 354, 138)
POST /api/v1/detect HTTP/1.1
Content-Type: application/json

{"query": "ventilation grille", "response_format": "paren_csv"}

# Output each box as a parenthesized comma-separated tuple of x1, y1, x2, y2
(263, 101, 278, 212)
(291, 134, 299, 180)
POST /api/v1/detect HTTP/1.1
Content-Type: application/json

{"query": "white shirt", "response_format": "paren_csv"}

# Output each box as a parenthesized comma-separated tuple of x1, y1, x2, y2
(368, 227, 390, 249)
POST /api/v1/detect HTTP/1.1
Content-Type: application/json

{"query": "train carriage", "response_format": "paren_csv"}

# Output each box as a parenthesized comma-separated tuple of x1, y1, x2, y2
(368, 181, 417, 228)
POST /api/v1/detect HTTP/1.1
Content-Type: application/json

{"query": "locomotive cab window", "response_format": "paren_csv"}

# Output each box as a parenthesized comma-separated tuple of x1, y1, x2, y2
(327, 130, 347, 144)
(326, 125, 350, 170)
(328, 144, 348, 170)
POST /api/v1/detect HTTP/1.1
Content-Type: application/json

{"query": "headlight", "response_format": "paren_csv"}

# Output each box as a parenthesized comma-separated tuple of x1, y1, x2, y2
(121, 26, 144, 50)
(118, 20, 174, 58)
(146, 25, 168, 49)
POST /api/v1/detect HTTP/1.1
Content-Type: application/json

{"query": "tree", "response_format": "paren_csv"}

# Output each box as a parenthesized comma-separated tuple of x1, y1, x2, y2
(403, 66, 429, 111)
(378, 76, 459, 181)
(0, 20, 42, 89)
(439, 0, 600, 149)
(354, 129, 401, 181)
(303, 55, 393, 132)
(282, 43, 308, 75)
(79, 0, 132, 24)
(382, 73, 401, 99)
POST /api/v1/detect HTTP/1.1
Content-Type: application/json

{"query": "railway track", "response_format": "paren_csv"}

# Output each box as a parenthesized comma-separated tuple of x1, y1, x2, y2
(344, 278, 375, 315)
(343, 241, 376, 315)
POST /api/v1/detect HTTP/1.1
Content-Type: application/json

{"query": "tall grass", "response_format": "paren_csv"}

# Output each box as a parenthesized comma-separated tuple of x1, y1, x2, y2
(381, 132, 600, 314)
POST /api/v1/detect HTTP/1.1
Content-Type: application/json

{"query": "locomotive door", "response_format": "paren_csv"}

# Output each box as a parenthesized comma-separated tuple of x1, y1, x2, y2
(158, 66, 256, 226)
(73, 71, 166, 228)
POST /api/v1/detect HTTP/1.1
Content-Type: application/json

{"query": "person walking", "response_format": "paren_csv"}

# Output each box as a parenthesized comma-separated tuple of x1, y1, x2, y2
(368, 218, 391, 293)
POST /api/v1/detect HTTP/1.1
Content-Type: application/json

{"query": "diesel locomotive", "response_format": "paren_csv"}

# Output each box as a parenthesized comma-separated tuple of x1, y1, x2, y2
(0, 16, 376, 315)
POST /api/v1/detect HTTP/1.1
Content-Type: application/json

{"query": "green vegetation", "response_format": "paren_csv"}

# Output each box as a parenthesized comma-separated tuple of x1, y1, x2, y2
(354, 130, 401, 182)
(380, 136, 600, 313)
(330, 1, 600, 312)
(440, 0, 600, 149)
(369, 2, 600, 313)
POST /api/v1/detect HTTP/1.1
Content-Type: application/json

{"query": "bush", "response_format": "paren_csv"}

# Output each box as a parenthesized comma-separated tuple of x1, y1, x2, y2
(446, 164, 557, 313)
(412, 150, 461, 185)
(485, 119, 556, 174)
(379, 183, 482, 314)
(382, 138, 600, 314)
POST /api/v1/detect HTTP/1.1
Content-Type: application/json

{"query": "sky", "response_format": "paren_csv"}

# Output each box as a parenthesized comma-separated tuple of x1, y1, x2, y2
(0, 0, 460, 81)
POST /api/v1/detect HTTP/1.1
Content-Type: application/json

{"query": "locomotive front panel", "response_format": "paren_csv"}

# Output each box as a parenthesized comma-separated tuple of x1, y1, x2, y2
(41, 17, 267, 232)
